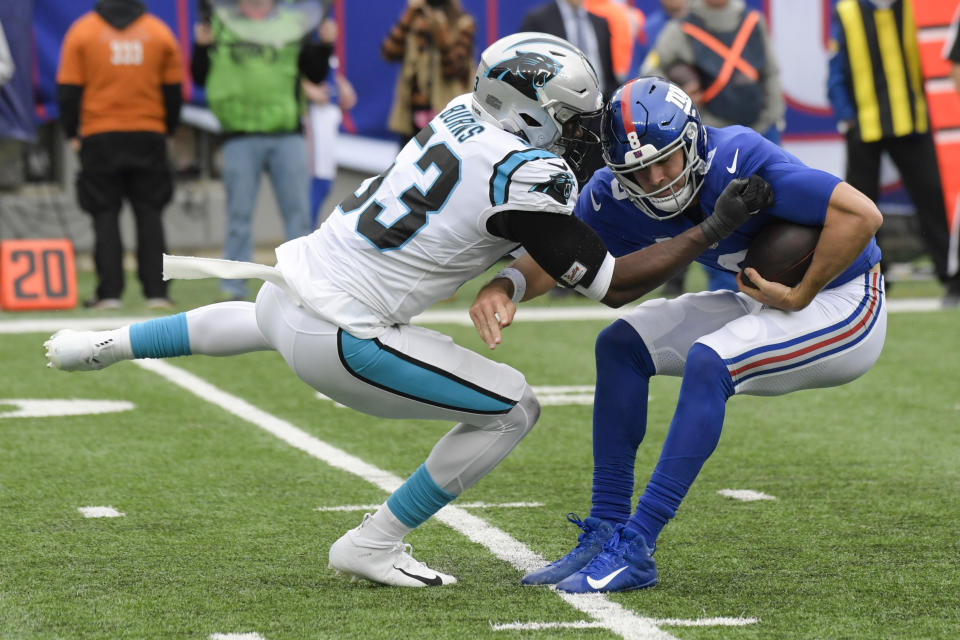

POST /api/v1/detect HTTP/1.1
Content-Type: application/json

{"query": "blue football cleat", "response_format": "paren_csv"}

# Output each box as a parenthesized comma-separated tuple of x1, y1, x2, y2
(522, 514, 616, 585)
(554, 525, 657, 593)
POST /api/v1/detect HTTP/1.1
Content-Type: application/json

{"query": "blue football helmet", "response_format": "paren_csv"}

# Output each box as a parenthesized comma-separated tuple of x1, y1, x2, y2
(601, 76, 708, 220)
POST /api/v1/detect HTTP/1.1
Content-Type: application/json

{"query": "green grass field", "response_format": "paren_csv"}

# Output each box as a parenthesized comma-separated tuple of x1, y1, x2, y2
(1, 272, 959, 639)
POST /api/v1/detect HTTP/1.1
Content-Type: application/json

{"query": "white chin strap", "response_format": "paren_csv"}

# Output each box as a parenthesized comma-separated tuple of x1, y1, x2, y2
(646, 179, 694, 213)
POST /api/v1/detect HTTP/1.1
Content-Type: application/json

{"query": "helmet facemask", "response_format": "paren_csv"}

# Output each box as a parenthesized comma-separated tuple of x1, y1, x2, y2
(607, 121, 705, 220)
(543, 105, 601, 183)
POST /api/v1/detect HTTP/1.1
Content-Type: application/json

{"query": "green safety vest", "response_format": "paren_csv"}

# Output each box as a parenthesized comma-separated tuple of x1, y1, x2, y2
(205, 11, 304, 133)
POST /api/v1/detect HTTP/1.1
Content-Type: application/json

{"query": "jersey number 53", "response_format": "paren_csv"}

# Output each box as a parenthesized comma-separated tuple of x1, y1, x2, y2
(338, 125, 461, 251)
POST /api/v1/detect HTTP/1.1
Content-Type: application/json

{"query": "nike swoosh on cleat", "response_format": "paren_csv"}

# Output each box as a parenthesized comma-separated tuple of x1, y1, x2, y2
(590, 190, 602, 211)
(395, 566, 443, 586)
(726, 148, 739, 174)
(585, 565, 629, 590)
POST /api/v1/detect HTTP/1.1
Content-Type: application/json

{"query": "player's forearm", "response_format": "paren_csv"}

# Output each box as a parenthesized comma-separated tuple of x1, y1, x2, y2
(603, 226, 710, 307)
(952, 63, 960, 97)
(795, 183, 882, 303)
(480, 254, 556, 305)
(604, 173, 773, 307)
(511, 254, 557, 301)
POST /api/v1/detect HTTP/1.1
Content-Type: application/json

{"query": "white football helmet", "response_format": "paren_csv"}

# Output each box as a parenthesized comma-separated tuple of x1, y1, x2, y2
(471, 32, 604, 180)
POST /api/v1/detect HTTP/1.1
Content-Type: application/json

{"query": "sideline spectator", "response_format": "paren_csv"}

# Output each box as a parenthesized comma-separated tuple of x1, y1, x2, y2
(303, 50, 357, 228)
(643, 0, 785, 144)
(637, 0, 689, 72)
(942, 4, 960, 292)
(57, 0, 182, 310)
(828, 0, 960, 305)
(583, 0, 643, 86)
(192, 0, 334, 301)
(949, 4, 960, 95)
(0, 20, 13, 86)
(520, 0, 617, 99)
(381, 0, 475, 147)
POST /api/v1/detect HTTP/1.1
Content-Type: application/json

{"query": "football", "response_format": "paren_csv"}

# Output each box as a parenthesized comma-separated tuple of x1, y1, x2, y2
(740, 221, 821, 288)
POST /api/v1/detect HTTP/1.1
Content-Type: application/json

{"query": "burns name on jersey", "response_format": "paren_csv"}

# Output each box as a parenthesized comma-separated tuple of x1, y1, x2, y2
(437, 104, 485, 143)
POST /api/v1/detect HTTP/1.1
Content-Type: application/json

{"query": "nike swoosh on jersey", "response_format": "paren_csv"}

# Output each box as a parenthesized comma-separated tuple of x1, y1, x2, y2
(395, 566, 443, 586)
(590, 189, 602, 211)
(585, 565, 629, 589)
(726, 148, 739, 174)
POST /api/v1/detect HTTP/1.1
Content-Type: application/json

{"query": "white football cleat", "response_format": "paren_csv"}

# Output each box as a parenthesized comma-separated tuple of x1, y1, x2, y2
(44, 329, 125, 371)
(328, 516, 457, 587)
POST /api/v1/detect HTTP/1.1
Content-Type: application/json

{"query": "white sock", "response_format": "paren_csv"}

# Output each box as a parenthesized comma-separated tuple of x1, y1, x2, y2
(354, 504, 413, 548)
(100, 328, 134, 362)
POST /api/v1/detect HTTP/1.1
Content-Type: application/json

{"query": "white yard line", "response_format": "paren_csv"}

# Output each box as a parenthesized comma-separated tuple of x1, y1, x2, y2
(0, 297, 946, 334)
(491, 617, 760, 631)
(77, 506, 125, 518)
(717, 489, 777, 502)
(315, 501, 544, 512)
(0, 399, 134, 418)
(132, 358, 738, 640)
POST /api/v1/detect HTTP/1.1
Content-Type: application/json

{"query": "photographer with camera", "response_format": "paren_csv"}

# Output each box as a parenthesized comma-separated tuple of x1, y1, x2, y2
(380, 0, 476, 146)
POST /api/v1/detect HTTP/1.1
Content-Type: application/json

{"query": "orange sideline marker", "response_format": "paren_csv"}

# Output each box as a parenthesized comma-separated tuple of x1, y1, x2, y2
(0, 239, 78, 311)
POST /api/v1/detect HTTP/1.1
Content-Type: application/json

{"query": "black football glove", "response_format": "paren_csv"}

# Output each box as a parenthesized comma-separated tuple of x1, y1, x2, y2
(699, 175, 775, 245)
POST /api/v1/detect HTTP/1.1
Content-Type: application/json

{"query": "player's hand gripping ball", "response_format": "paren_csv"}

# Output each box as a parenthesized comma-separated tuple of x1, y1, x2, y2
(740, 221, 821, 288)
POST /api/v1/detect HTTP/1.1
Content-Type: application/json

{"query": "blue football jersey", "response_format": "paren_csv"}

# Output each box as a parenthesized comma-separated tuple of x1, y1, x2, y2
(576, 125, 881, 288)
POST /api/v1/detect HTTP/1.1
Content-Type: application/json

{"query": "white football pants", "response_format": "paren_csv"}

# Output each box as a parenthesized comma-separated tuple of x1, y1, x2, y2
(620, 269, 887, 395)
(184, 282, 539, 495)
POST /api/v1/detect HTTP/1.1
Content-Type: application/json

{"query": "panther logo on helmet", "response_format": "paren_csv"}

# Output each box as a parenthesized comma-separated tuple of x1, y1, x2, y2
(486, 52, 562, 101)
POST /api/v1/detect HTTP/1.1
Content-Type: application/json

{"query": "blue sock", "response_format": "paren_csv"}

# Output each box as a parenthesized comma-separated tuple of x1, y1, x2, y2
(386, 464, 457, 529)
(310, 177, 333, 228)
(589, 320, 656, 524)
(626, 343, 734, 545)
(129, 313, 191, 359)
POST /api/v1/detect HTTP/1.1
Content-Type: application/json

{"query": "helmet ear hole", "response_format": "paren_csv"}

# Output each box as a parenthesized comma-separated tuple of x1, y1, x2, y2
(519, 113, 542, 127)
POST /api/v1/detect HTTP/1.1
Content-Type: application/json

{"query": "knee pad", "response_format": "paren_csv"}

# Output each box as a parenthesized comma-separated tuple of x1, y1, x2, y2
(483, 383, 539, 437)
(511, 384, 540, 438)
(596, 319, 656, 377)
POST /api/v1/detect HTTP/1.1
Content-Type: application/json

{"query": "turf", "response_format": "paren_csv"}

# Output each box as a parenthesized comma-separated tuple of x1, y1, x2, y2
(1, 278, 958, 639)
(6, 255, 952, 319)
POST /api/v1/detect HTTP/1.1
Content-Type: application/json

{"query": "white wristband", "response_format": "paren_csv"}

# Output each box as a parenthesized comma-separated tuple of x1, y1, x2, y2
(494, 267, 527, 304)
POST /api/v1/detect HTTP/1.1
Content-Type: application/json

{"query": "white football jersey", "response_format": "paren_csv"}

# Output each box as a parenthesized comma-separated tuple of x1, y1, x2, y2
(275, 94, 580, 338)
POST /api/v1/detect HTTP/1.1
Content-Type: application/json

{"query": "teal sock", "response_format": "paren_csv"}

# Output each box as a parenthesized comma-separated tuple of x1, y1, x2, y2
(129, 313, 191, 359)
(386, 465, 457, 529)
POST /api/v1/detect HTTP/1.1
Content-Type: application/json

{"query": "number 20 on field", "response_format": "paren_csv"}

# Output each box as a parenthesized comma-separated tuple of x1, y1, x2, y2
(0, 239, 77, 310)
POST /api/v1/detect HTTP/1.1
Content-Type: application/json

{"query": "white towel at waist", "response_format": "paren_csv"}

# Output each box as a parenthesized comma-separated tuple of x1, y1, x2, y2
(162, 254, 301, 304)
